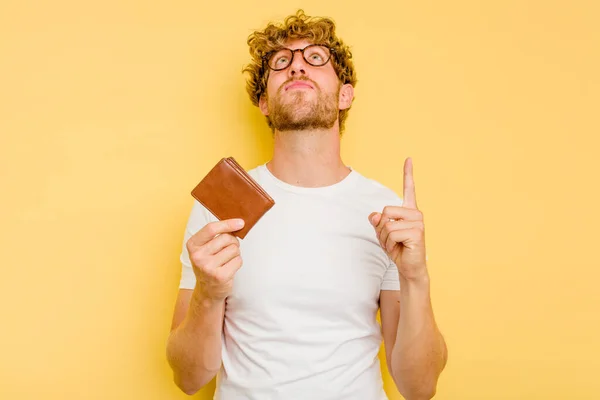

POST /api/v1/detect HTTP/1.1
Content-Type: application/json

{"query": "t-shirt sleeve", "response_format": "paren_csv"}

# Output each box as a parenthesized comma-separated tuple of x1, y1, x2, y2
(380, 258, 401, 291)
(178, 200, 215, 290)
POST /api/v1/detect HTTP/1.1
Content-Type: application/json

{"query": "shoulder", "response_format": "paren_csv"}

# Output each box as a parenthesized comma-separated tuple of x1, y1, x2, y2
(185, 198, 218, 234)
(350, 169, 404, 209)
(246, 165, 262, 182)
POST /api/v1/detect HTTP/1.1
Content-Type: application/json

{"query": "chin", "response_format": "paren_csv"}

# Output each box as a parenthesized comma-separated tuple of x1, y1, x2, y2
(290, 106, 316, 120)
(285, 89, 315, 100)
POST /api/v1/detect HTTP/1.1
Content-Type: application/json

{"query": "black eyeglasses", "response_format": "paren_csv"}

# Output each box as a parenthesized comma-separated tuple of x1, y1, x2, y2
(263, 44, 335, 71)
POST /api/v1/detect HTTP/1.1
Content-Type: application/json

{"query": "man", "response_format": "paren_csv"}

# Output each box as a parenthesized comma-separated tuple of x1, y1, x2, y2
(166, 9, 447, 400)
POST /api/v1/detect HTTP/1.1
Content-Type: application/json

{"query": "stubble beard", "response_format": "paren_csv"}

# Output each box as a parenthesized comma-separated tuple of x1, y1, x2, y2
(268, 86, 339, 131)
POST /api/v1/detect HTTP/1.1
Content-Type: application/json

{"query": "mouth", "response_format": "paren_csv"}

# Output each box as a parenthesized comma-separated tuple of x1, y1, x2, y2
(285, 81, 313, 91)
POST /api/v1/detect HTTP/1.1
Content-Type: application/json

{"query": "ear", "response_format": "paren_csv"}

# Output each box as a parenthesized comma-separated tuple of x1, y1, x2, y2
(259, 94, 269, 116)
(338, 83, 354, 110)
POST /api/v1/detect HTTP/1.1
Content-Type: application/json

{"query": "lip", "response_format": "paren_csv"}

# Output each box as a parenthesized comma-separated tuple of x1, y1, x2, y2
(285, 81, 313, 91)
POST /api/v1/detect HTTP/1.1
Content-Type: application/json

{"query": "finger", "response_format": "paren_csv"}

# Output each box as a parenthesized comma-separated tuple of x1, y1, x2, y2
(188, 219, 245, 248)
(369, 212, 382, 226)
(190, 241, 240, 274)
(215, 254, 244, 282)
(368, 212, 386, 248)
(385, 227, 422, 253)
(403, 157, 418, 209)
(208, 243, 241, 271)
(374, 211, 399, 248)
(380, 220, 423, 251)
(381, 205, 423, 222)
(203, 232, 240, 256)
(374, 212, 388, 245)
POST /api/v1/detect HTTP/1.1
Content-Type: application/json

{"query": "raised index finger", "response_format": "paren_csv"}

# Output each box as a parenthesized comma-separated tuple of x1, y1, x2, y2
(403, 157, 418, 209)
(188, 218, 245, 248)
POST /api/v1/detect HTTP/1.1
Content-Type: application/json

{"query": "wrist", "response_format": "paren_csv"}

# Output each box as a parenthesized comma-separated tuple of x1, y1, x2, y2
(181, 287, 225, 332)
(191, 286, 225, 310)
(399, 270, 431, 292)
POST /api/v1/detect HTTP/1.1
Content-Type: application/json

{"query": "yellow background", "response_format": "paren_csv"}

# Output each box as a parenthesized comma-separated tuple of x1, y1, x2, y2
(1, 1, 599, 399)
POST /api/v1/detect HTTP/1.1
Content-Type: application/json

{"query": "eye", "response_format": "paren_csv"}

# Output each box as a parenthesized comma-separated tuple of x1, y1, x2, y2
(276, 56, 289, 64)
(305, 46, 329, 64)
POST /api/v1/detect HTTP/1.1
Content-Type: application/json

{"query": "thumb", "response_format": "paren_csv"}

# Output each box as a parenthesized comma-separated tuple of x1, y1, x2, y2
(369, 212, 382, 226)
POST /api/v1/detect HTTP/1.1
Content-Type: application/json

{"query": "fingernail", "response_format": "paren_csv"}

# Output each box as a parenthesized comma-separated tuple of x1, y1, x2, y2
(370, 213, 379, 225)
(234, 219, 245, 228)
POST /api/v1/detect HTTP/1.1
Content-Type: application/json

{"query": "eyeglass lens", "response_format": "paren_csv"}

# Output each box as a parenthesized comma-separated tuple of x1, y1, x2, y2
(268, 45, 330, 70)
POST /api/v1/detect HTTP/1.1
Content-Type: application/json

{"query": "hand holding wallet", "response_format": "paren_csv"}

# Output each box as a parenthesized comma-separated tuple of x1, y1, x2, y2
(191, 157, 275, 239)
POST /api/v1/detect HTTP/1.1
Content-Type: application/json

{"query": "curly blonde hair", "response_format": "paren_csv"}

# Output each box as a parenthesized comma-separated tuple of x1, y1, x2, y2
(243, 9, 358, 134)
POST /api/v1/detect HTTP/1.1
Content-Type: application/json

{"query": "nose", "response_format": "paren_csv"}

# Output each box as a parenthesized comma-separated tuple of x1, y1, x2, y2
(288, 49, 308, 77)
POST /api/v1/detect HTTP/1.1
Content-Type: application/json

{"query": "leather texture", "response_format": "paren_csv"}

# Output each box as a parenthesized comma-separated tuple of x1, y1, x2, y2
(191, 157, 275, 239)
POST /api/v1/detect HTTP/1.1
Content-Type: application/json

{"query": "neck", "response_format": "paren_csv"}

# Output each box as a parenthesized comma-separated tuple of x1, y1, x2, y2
(266, 126, 351, 188)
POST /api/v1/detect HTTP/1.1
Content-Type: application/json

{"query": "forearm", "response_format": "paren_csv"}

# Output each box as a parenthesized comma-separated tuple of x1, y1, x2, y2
(166, 287, 225, 395)
(391, 275, 447, 400)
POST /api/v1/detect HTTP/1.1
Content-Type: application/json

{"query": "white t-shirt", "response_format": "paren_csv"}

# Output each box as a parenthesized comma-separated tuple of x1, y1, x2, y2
(179, 163, 403, 400)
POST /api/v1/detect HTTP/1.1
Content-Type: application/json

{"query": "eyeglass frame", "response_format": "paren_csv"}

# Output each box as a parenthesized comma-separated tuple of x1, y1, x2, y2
(262, 44, 336, 72)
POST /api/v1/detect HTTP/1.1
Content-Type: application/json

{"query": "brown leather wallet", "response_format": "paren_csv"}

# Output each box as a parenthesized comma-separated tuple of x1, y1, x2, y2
(190, 157, 275, 239)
